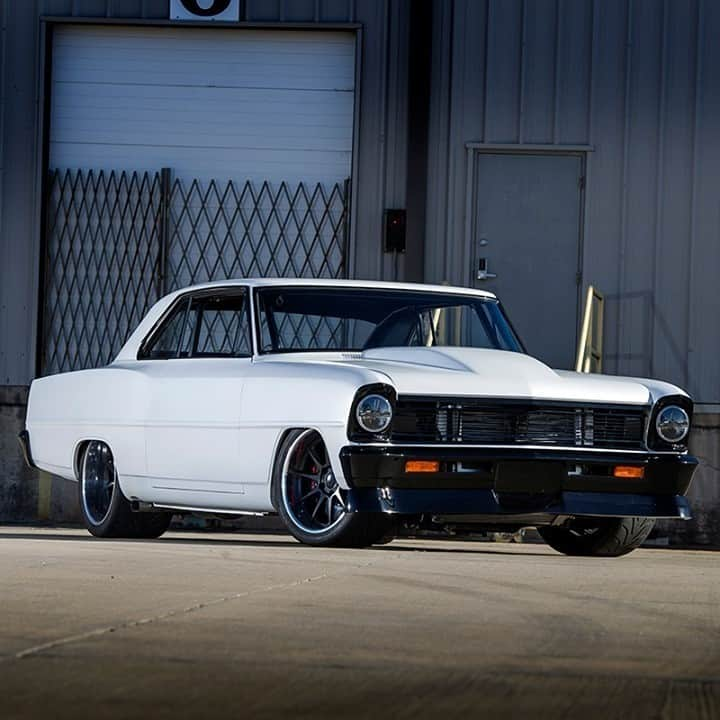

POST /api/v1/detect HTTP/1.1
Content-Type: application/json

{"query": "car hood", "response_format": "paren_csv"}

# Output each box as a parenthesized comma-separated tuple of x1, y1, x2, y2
(337, 347, 655, 405)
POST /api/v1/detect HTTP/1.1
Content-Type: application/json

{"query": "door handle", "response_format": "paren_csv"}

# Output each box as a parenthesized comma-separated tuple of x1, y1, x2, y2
(476, 257, 497, 281)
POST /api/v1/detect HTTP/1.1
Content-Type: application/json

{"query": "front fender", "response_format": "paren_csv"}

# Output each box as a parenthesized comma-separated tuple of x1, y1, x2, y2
(241, 360, 393, 490)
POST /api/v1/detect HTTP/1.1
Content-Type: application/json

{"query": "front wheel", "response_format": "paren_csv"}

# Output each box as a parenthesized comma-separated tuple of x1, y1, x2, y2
(273, 429, 391, 547)
(538, 517, 656, 557)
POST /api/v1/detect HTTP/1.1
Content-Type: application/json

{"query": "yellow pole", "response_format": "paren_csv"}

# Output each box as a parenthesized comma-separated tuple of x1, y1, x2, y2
(575, 285, 595, 372)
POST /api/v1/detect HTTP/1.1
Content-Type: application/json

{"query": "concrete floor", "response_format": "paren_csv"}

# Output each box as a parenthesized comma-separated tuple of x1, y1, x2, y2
(1, 527, 718, 720)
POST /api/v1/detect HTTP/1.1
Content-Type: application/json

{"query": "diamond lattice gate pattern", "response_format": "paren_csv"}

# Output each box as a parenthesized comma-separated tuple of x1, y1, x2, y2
(41, 168, 350, 374)
(42, 169, 162, 375)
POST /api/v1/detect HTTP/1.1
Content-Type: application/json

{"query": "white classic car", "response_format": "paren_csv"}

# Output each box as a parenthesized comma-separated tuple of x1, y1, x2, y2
(20, 279, 697, 556)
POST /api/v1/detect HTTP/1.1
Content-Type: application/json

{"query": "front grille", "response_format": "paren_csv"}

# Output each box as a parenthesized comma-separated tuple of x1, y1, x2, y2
(391, 397, 647, 449)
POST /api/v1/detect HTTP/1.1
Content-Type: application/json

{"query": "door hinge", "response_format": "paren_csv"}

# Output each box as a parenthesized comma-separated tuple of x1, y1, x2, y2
(578, 176, 586, 190)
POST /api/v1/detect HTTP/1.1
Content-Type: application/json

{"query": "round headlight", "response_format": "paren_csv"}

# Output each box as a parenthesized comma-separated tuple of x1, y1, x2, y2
(655, 405, 690, 444)
(356, 394, 393, 434)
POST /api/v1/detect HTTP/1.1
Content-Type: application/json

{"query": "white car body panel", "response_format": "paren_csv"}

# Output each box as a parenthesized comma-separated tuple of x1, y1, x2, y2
(137, 358, 249, 507)
(25, 278, 690, 515)
(342, 347, 653, 404)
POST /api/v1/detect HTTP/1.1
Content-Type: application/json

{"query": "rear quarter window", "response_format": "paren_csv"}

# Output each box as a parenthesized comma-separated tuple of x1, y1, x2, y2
(139, 290, 251, 359)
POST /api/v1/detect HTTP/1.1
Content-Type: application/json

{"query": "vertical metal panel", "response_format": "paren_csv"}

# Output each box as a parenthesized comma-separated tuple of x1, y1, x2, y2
(425, 0, 490, 285)
(139, 0, 171, 18)
(521, 0, 559, 144)
(423, 0, 455, 284)
(319, 0, 354, 23)
(107, 1, 145, 18)
(617, 0, 663, 378)
(0, 0, 6, 382)
(449, 0, 490, 282)
(484, 0, 523, 143)
(279, 0, 317, 22)
(41, 1, 73, 14)
(246, 0, 282, 21)
(404, 0, 433, 282)
(71, 0, 111, 16)
(554, 0, 592, 143)
(688, 0, 720, 402)
(243, 0, 353, 22)
(652, 0, 697, 389)
(580, 0, 628, 376)
(0, 1, 40, 385)
(380, 0, 410, 281)
(346, 0, 390, 280)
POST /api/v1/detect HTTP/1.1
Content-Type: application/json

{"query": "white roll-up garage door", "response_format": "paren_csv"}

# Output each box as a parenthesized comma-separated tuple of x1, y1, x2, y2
(49, 25, 356, 185)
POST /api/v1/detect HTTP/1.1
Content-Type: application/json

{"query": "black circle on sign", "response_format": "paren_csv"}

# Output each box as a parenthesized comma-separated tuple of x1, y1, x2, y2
(180, 0, 232, 17)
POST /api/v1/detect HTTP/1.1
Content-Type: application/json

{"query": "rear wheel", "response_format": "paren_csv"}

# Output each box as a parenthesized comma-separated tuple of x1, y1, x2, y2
(131, 512, 173, 539)
(273, 429, 391, 547)
(538, 517, 655, 557)
(79, 441, 171, 539)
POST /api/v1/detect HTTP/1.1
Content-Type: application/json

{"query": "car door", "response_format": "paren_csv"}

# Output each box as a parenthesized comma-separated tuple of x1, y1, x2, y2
(138, 288, 253, 509)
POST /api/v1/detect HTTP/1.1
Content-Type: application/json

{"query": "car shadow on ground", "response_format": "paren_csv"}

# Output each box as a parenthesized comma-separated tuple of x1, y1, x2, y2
(0, 528, 558, 556)
(371, 543, 555, 557)
(0, 530, 299, 549)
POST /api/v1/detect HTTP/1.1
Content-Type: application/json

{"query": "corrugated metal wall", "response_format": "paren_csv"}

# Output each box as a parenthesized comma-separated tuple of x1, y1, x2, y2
(427, 0, 720, 405)
(0, 0, 409, 385)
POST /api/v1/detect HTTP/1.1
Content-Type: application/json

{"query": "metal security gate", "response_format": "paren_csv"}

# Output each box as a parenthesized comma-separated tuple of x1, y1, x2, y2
(41, 168, 350, 374)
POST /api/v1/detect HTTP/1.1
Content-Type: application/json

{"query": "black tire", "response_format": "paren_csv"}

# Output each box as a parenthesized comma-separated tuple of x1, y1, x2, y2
(78, 441, 171, 539)
(272, 429, 391, 548)
(538, 517, 656, 557)
(130, 512, 174, 539)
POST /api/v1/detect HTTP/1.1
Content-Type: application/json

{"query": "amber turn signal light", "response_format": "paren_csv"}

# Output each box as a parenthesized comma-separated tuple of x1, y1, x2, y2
(613, 465, 645, 479)
(405, 460, 440, 473)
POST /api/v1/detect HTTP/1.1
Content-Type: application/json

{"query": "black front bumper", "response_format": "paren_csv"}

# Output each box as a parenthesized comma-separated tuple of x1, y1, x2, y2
(340, 446, 697, 519)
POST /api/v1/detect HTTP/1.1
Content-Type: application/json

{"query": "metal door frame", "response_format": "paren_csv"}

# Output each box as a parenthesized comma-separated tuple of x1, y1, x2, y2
(463, 143, 593, 354)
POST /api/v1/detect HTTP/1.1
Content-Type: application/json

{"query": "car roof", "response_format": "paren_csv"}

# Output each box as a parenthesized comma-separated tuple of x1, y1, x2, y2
(171, 278, 497, 299)
(114, 278, 497, 363)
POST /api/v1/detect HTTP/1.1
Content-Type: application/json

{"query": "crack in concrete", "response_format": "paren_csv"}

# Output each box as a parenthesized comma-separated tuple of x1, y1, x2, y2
(4, 565, 365, 662)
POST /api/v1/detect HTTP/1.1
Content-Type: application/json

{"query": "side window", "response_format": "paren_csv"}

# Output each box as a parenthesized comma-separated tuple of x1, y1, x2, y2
(140, 298, 195, 359)
(192, 294, 251, 357)
(140, 291, 250, 359)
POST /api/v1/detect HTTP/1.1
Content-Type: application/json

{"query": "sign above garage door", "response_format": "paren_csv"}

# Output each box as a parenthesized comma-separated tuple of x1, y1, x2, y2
(170, 0, 241, 22)
(49, 25, 355, 186)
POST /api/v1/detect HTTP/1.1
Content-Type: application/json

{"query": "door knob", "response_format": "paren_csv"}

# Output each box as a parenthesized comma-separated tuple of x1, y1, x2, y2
(476, 257, 497, 281)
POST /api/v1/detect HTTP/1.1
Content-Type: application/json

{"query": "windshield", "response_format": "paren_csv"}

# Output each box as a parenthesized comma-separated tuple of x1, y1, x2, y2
(255, 287, 523, 354)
